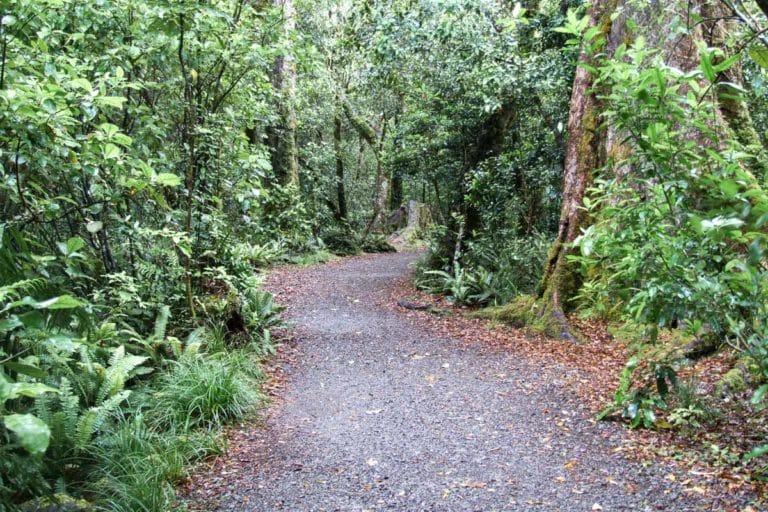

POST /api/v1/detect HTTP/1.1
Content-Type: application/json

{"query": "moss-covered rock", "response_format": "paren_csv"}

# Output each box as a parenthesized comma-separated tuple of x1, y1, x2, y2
(716, 356, 763, 395)
(718, 367, 749, 394)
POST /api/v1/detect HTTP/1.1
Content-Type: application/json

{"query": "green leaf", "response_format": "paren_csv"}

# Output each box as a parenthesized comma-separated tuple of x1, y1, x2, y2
(718, 180, 739, 198)
(34, 295, 82, 310)
(67, 236, 86, 254)
(713, 54, 740, 74)
(86, 220, 103, 233)
(749, 46, 768, 70)
(700, 52, 716, 82)
(0, 316, 23, 332)
(751, 383, 768, 405)
(3, 363, 46, 379)
(102, 143, 121, 160)
(69, 78, 93, 92)
(155, 173, 182, 187)
(7, 382, 58, 399)
(3, 414, 51, 454)
(42, 98, 57, 114)
(745, 443, 768, 461)
(95, 96, 126, 108)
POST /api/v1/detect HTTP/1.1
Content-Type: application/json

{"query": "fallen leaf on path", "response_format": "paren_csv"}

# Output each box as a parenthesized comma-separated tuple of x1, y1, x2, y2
(460, 480, 487, 489)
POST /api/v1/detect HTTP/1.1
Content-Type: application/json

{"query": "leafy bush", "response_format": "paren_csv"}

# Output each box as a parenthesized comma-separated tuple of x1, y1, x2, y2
(320, 225, 362, 256)
(570, 38, 768, 435)
(241, 287, 285, 355)
(465, 233, 551, 300)
(360, 235, 397, 253)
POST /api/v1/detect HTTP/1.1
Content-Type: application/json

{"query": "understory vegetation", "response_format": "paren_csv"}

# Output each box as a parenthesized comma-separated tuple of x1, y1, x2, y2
(4, 0, 768, 508)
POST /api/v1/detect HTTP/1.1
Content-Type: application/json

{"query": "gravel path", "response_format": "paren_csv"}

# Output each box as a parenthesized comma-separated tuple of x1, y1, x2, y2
(187, 252, 714, 511)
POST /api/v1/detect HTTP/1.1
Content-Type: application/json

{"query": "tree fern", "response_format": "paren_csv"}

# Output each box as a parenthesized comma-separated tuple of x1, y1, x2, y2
(0, 277, 47, 303)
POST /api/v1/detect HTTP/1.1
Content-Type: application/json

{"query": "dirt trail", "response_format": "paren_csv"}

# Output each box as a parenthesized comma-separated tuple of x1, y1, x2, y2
(185, 252, 713, 511)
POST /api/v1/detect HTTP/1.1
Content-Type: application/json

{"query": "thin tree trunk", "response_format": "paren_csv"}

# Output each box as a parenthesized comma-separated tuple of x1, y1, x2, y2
(364, 115, 389, 236)
(269, 0, 300, 187)
(333, 115, 348, 221)
(179, 12, 196, 320)
(340, 94, 391, 235)
(390, 169, 403, 210)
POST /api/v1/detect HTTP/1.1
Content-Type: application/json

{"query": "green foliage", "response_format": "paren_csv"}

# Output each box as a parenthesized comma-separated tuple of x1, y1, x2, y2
(416, 230, 551, 308)
(574, 40, 768, 343)
(668, 376, 719, 431)
(420, 267, 477, 305)
(88, 413, 223, 512)
(241, 286, 285, 355)
(151, 351, 263, 432)
(360, 235, 397, 254)
(596, 357, 672, 429)
(0, 1, 296, 504)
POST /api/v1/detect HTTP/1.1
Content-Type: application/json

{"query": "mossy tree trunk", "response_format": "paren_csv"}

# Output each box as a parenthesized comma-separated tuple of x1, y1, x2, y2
(268, 0, 300, 187)
(365, 114, 389, 236)
(333, 114, 348, 221)
(702, 1, 768, 179)
(532, 0, 615, 340)
(340, 94, 391, 235)
(533, 0, 761, 340)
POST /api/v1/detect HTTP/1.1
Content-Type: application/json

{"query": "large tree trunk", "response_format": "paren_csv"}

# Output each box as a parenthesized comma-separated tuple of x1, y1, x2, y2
(268, 0, 300, 187)
(533, 0, 611, 340)
(702, 2, 768, 179)
(532, 0, 760, 339)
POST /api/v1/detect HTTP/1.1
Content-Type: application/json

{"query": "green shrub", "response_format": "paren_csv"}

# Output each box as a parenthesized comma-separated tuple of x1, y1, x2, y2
(320, 226, 362, 256)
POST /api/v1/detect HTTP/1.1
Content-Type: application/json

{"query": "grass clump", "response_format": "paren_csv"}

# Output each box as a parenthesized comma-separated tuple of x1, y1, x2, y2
(87, 415, 222, 512)
(151, 351, 264, 432)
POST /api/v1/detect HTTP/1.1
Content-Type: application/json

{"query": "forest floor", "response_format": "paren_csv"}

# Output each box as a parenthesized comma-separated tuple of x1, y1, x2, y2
(182, 252, 760, 511)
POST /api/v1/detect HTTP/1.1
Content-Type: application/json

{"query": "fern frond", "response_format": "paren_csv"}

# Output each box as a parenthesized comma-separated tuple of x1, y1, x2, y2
(75, 390, 130, 452)
(96, 346, 147, 404)
(153, 305, 171, 341)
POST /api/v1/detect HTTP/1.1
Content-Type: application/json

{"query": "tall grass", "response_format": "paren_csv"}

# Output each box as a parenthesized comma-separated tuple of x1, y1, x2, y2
(88, 414, 224, 512)
(151, 351, 264, 432)
(84, 349, 263, 511)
